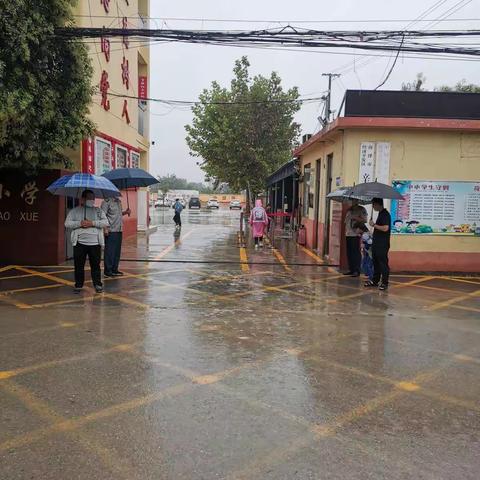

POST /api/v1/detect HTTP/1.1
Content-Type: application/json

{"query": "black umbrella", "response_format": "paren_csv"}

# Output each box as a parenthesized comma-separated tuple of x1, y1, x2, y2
(327, 186, 370, 205)
(102, 168, 159, 210)
(349, 181, 404, 201)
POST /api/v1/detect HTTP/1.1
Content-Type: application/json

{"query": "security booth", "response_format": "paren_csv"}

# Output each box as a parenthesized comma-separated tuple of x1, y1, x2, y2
(294, 90, 480, 273)
(266, 159, 300, 233)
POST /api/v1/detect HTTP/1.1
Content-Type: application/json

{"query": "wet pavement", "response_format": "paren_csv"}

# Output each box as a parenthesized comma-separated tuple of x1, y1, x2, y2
(1, 208, 479, 479)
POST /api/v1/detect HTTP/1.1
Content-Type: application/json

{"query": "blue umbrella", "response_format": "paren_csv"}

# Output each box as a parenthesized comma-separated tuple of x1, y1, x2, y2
(102, 168, 158, 208)
(47, 173, 121, 199)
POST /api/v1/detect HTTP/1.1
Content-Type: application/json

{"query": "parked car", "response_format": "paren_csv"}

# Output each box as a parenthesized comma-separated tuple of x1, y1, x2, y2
(154, 198, 170, 208)
(206, 198, 220, 209)
(229, 200, 242, 210)
(189, 197, 201, 209)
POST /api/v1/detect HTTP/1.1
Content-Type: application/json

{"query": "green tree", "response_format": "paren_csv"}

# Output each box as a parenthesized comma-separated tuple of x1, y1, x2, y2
(435, 79, 480, 93)
(401, 73, 427, 91)
(185, 57, 300, 202)
(0, 0, 94, 172)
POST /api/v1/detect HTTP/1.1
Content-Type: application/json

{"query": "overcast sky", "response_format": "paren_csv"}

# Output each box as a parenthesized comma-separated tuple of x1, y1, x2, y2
(149, 0, 480, 182)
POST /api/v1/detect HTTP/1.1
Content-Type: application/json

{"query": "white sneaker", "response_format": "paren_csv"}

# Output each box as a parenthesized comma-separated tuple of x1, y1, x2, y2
(259, 242, 263, 248)
(255, 244, 259, 249)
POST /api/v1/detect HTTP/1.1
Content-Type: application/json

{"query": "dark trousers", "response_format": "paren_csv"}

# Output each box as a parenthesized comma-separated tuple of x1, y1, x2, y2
(73, 243, 102, 288)
(254, 236, 263, 245)
(104, 232, 123, 274)
(372, 243, 390, 286)
(173, 212, 181, 226)
(346, 236, 361, 274)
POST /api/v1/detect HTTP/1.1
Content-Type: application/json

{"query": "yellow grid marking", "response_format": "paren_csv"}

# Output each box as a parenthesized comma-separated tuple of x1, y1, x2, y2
(0, 265, 16, 273)
(299, 245, 324, 264)
(396, 381, 421, 392)
(0, 380, 146, 479)
(0, 295, 33, 309)
(426, 288, 480, 311)
(239, 246, 249, 272)
(154, 229, 194, 260)
(0, 343, 138, 381)
(272, 248, 292, 272)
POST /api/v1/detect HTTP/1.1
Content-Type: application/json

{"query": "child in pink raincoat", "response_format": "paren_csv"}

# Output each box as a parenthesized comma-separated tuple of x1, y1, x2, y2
(249, 199, 268, 249)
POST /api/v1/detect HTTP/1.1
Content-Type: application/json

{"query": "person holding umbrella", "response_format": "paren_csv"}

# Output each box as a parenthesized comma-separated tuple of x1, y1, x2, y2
(65, 190, 109, 293)
(366, 198, 392, 291)
(101, 168, 159, 275)
(101, 196, 131, 277)
(344, 199, 368, 277)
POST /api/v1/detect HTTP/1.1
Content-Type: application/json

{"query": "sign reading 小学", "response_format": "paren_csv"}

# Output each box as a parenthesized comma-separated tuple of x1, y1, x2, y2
(391, 181, 480, 235)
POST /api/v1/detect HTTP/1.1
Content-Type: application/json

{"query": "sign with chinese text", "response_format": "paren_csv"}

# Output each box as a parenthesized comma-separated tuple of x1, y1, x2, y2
(375, 142, 391, 184)
(391, 181, 480, 235)
(138, 76, 148, 99)
(95, 138, 112, 174)
(116, 146, 128, 168)
(358, 142, 375, 183)
(0, 169, 69, 264)
(130, 151, 140, 168)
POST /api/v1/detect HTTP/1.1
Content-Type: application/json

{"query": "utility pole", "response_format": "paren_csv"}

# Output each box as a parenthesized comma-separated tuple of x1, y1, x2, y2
(322, 73, 341, 125)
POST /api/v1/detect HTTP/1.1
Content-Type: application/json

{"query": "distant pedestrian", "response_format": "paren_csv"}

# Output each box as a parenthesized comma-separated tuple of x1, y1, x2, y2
(365, 198, 391, 291)
(65, 190, 109, 294)
(173, 198, 183, 229)
(344, 199, 368, 277)
(249, 199, 268, 249)
(101, 197, 131, 277)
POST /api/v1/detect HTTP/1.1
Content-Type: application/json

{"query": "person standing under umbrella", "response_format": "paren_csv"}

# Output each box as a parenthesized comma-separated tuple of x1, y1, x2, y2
(366, 198, 392, 291)
(344, 199, 368, 277)
(101, 196, 131, 277)
(65, 190, 109, 293)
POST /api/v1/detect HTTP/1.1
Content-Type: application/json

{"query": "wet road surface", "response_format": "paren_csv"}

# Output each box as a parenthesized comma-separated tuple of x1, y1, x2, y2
(1, 208, 480, 479)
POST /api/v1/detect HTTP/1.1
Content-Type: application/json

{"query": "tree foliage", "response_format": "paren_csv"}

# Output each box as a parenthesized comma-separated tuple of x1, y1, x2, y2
(0, 0, 94, 171)
(401, 73, 427, 91)
(402, 73, 480, 93)
(150, 174, 215, 194)
(185, 57, 300, 197)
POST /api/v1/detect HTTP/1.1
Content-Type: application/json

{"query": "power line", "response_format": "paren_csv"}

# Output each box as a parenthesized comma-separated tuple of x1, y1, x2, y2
(105, 91, 325, 106)
(71, 14, 480, 24)
(375, 34, 406, 90)
(55, 27, 480, 57)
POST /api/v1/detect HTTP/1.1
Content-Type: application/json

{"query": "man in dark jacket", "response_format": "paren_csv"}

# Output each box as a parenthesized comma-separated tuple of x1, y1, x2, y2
(365, 198, 391, 291)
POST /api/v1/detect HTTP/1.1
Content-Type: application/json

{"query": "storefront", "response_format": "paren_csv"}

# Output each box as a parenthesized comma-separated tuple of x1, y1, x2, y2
(295, 90, 480, 273)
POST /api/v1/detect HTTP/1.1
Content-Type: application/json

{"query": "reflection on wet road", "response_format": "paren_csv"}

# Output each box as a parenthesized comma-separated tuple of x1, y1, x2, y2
(1, 208, 479, 479)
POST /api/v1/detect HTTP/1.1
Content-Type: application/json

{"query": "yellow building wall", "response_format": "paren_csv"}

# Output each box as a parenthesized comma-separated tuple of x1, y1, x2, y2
(342, 129, 480, 254)
(72, 0, 150, 171)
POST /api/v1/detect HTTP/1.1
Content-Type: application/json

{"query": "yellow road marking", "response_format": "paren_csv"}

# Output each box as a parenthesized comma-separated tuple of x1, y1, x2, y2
(0, 265, 16, 273)
(327, 275, 434, 304)
(0, 343, 138, 381)
(0, 295, 33, 309)
(272, 248, 292, 273)
(0, 380, 144, 480)
(102, 292, 150, 309)
(15, 266, 74, 287)
(154, 229, 194, 260)
(239, 247, 249, 272)
(299, 245, 324, 264)
(426, 288, 480, 312)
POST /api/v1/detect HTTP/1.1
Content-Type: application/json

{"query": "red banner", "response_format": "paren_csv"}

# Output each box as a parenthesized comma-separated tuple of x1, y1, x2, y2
(138, 76, 148, 99)
(82, 138, 94, 174)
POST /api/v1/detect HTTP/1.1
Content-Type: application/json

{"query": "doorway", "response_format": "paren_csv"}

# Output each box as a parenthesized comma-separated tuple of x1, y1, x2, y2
(322, 153, 333, 257)
(312, 159, 321, 251)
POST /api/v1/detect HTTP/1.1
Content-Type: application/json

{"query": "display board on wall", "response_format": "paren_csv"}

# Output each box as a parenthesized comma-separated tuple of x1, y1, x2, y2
(391, 181, 480, 235)
(359, 142, 391, 184)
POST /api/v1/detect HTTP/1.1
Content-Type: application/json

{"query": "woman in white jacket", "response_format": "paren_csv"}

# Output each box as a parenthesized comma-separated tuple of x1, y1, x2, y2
(64, 190, 109, 293)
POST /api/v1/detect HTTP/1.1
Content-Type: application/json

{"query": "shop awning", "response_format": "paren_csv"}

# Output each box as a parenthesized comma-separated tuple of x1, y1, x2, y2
(266, 160, 296, 186)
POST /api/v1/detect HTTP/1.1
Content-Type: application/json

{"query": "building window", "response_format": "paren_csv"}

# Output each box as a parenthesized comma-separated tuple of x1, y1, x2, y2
(303, 164, 311, 217)
(116, 145, 128, 169)
(95, 137, 112, 175)
(131, 151, 140, 168)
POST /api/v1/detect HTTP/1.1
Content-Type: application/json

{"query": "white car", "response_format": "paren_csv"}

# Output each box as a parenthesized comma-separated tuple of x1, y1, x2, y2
(155, 198, 172, 208)
(206, 199, 220, 209)
(229, 200, 242, 210)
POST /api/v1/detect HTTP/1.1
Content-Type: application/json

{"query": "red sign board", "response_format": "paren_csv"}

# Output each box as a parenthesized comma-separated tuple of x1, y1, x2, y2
(139, 76, 148, 100)
(82, 138, 95, 174)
